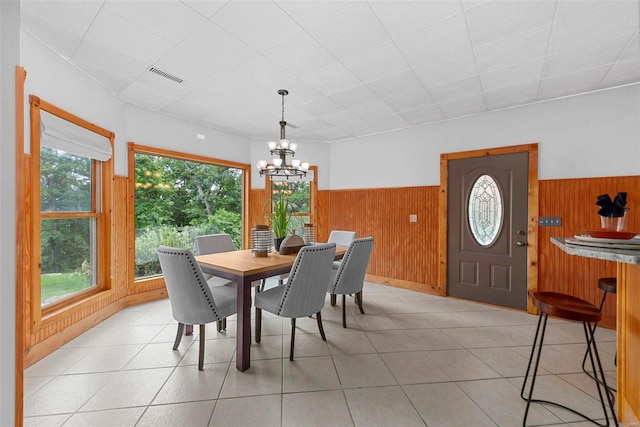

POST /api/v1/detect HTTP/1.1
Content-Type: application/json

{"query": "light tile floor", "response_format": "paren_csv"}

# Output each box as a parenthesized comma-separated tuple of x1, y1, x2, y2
(24, 281, 620, 426)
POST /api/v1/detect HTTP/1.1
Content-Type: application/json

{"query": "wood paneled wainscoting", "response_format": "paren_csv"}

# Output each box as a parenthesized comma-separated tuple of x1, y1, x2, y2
(327, 176, 640, 327)
(329, 186, 441, 295)
(538, 176, 640, 328)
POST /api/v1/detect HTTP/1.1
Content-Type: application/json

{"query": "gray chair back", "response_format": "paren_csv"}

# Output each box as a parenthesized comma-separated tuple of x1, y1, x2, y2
(277, 243, 336, 318)
(157, 245, 224, 325)
(330, 237, 374, 295)
(196, 233, 235, 255)
(328, 230, 356, 246)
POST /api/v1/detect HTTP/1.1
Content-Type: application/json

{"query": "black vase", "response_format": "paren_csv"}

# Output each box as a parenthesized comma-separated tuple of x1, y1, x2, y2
(274, 237, 285, 251)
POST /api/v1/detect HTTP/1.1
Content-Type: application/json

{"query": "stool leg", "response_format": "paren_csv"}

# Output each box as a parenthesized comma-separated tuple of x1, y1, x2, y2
(582, 291, 617, 398)
(583, 321, 618, 426)
(521, 312, 548, 425)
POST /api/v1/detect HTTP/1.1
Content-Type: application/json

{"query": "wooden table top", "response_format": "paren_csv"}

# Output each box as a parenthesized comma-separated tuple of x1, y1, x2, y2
(195, 245, 347, 277)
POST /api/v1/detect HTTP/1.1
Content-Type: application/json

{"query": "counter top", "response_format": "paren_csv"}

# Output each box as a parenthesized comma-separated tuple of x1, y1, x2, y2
(551, 237, 640, 264)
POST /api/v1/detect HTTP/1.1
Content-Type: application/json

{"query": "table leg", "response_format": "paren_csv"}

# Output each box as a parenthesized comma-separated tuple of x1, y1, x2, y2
(236, 277, 252, 371)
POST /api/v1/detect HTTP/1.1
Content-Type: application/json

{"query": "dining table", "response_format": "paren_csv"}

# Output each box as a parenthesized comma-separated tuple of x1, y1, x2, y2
(195, 245, 346, 371)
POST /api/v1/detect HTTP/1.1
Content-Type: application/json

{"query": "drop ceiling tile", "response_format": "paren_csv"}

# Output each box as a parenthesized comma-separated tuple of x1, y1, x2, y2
(21, 15, 83, 59)
(297, 96, 345, 117)
(315, 126, 354, 141)
(296, 117, 334, 132)
(104, 1, 205, 43)
(601, 57, 640, 88)
(153, 47, 226, 87)
(342, 41, 411, 84)
(329, 85, 380, 110)
(437, 93, 487, 119)
(368, 113, 411, 132)
(538, 65, 611, 100)
(83, 9, 173, 64)
(72, 39, 149, 82)
(277, 79, 324, 106)
(302, 62, 362, 94)
(384, 88, 436, 113)
(211, 1, 302, 51)
(134, 70, 199, 98)
(473, 24, 552, 74)
(554, 0, 613, 21)
(428, 76, 484, 104)
(179, 21, 259, 70)
(369, 0, 463, 39)
(275, 1, 352, 29)
(306, 2, 391, 60)
(395, 12, 472, 68)
(322, 109, 365, 128)
(543, 35, 631, 79)
(483, 82, 539, 110)
(161, 98, 211, 121)
(264, 32, 336, 78)
(366, 70, 426, 100)
(231, 56, 295, 94)
(338, 120, 379, 136)
(480, 58, 545, 93)
(465, 0, 556, 47)
(398, 105, 446, 126)
(119, 81, 181, 110)
(20, 0, 101, 36)
(80, 64, 134, 94)
(620, 33, 640, 60)
(181, 0, 229, 19)
(548, 1, 639, 55)
(413, 51, 479, 88)
(350, 101, 397, 120)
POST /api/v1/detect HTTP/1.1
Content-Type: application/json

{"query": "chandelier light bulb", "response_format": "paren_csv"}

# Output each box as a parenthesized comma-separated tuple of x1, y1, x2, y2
(291, 159, 301, 168)
(280, 139, 289, 149)
(273, 158, 283, 167)
(289, 142, 298, 152)
(257, 160, 267, 169)
(267, 141, 277, 150)
(301, 162, 310, 170)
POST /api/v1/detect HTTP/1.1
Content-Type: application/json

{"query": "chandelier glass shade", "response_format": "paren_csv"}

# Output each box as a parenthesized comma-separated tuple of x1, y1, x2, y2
(257, 89, 308, 179)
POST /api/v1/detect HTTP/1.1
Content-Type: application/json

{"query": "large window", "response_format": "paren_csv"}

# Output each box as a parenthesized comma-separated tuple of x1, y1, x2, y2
(131, 146, 249, 280)
(31, 97, 113, 312)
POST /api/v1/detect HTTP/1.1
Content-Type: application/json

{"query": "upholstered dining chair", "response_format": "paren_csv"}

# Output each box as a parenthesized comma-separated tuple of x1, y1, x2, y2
(328, 237, 374, 328)
(327, 230, 357, 304)
(195, 233, 237, 287)
(254, 243, 336, 361)
(157, 245, 237, 370)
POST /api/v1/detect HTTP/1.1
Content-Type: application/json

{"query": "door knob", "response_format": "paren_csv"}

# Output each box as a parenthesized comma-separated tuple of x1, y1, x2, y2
(516, 241, 527, 247)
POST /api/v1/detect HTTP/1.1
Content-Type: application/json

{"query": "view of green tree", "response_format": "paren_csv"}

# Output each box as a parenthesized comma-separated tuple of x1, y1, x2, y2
(134, 153, 243, 278)
(41, 147, 92, 212)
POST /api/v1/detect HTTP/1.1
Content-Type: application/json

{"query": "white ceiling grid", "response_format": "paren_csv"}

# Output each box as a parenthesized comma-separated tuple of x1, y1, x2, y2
(20, 0, 640, 142)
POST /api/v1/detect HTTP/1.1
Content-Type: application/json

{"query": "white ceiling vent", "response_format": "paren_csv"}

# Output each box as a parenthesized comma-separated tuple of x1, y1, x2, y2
(148, 67, 184, 83)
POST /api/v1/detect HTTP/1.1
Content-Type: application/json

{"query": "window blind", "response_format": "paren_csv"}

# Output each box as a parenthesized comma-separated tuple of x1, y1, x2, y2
(40, 110, 112, 161)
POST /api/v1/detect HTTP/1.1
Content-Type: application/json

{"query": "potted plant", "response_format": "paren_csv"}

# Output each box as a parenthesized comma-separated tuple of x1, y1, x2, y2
(270, 196, 292, 251)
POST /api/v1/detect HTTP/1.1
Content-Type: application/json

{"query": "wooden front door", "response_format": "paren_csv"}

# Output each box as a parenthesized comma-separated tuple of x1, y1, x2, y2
(447, 152, 529, 310)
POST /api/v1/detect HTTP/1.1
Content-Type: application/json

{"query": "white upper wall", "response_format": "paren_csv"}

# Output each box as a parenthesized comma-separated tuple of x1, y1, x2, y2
(330, 84, 640, 189)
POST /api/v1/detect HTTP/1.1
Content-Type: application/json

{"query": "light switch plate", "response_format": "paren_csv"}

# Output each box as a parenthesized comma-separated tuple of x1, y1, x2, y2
(409, 214, 417, 223)
(539, 216, 561, 227)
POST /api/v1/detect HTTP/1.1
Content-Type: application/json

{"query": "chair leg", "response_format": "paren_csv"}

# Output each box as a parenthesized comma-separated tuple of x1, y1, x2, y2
(521, 313, 548, 426)
(316, 311, 326, 341)
(185, 324, 193, 335)
(255, 307, 262, 343)
(173, 322, 185, 350)
(290, 318, 296, 361)
(330, 294, 337, 307)
(342, 295, 347, 328)
(198, 324, 205, 371)
(217, 320, 223, 332)
(356, 291, 365, 314)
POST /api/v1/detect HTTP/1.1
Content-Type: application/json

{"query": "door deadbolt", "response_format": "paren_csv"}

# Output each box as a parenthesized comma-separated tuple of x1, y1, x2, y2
(517, 230, 526, 236)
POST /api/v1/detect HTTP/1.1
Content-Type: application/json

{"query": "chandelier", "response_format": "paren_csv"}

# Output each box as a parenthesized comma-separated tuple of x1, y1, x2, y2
(256, 89, 309, 179)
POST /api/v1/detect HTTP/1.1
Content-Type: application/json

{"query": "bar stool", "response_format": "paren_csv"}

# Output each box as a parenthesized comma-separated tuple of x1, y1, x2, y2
(521, 291, 617, 426)
(582, 277, 617, 383)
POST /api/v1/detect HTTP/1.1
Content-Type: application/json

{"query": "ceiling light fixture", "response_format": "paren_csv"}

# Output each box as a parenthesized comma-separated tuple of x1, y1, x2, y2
(257, 89, 308, 179)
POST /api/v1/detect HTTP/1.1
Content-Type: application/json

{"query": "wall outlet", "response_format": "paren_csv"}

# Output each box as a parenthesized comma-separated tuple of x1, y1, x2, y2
(539, 216, 561, 227)
(409, 214, 417, 223)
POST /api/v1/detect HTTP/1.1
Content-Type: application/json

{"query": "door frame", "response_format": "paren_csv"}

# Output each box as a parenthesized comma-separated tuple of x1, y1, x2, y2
(439, 143, 539, 313)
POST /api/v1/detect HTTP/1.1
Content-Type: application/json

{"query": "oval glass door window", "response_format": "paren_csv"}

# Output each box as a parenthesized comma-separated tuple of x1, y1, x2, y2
(468, 174, 503, 246)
